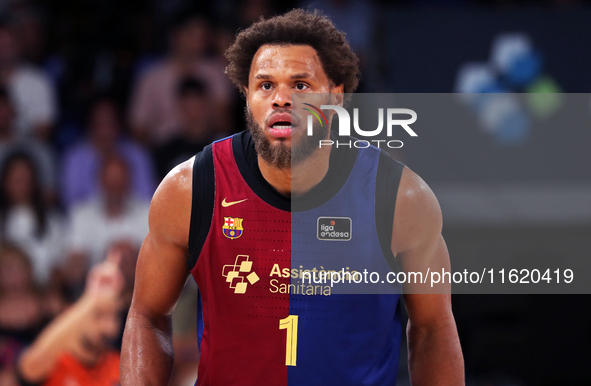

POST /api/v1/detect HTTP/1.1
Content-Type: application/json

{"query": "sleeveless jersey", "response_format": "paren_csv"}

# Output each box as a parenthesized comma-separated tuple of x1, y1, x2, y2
(188, 131, 404, 386)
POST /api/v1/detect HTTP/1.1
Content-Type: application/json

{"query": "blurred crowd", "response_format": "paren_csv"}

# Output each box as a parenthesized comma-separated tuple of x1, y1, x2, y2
(1, 0, 587, 385)
(0, 0, 308, 384)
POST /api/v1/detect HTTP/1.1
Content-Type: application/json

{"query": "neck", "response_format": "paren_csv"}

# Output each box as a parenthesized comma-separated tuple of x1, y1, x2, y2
(11, 199, 30, 207)
(3, 287, 27, 296)
(258, 143, 332, 198)
(171, 52, 197, 73)
(94, 142, 116, 157)
(0, 127, 11, 141)
(184, 122, 209, 141)
(104, 197, 125, 217)
(0, 66, 14, 84)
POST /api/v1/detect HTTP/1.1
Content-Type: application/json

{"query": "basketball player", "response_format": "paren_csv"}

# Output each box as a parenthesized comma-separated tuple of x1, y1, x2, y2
(121, 9, 464, 385)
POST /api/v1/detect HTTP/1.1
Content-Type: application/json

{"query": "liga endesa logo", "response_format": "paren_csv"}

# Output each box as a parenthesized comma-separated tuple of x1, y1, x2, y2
(304, 104, 418, 149)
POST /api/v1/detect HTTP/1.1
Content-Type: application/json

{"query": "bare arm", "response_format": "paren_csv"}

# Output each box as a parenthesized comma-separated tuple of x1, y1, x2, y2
(392, 167, 464, 386)
(19, 256, 124, 382)
(120, 159, 194, 386)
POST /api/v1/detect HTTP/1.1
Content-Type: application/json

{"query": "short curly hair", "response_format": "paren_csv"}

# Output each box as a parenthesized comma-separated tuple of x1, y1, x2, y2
(225, 9, 360, 95)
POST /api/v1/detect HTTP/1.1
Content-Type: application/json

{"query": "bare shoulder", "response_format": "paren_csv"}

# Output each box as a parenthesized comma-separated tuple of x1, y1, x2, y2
(391, 166, 443, 256)
(149, 157, 194, 248)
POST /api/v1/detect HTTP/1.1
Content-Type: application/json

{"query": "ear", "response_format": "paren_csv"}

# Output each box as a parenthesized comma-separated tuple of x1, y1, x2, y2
(330, 84, 345, 106)
(243, 86, 250, 108)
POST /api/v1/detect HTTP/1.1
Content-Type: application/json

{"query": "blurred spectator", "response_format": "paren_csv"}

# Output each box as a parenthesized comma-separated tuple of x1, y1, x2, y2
(104, 240, 140, 351)
(299, 0, 374, 59)
(237, 0, 274, 28)
(170, 280, 200, 386)
(128, 13, 233, 146)
(298, 0, 375, 90)
(108, 240, 139, 307)
(0, 87, 56, 198)
(10, 8, 47, 65)
(0, 18, 57, 140)
(0, 152, 64, 286)
(18, 254, 125, 386)
(0, 244, 46, 341)
(0, 244, 47, 385)
(65, 155, 149, 294)
(153, 77, 216, 180)
(213, 25, 236, 64)
(61, 97, 156, 209)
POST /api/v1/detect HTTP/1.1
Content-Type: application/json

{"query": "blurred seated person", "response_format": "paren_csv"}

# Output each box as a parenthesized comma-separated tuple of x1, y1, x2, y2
(128, 13, 232, 146)
(153, 77, 216, 180)
(170, 279, 200, 386)
(0, 244, 47, 346)
(61, 96, 156, 209)
(0, 19, 57, 141)
(107, 240, 139, 309)
(0, 87, 56, 200)
(0, 245, 50, 386)
(102, 240, 140, 351)
(18, 254, 125, 386)
(0, 152, 64, 287)
(65, 155, 149, 298)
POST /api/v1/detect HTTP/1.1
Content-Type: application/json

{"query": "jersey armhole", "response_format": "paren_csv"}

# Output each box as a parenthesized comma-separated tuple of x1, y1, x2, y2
(375, 150, 404, 272)
(187, 144, 215, 271)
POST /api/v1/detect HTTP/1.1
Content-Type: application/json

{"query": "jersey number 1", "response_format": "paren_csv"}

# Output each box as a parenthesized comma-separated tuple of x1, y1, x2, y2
(279, 315, 298, 366)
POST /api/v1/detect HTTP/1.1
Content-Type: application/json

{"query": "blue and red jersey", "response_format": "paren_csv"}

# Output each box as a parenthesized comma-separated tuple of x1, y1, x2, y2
(188, 131, 404, 385)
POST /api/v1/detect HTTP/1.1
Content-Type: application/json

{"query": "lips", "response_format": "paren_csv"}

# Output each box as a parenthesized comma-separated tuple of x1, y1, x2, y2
(268, 113, 292, 129)
(266, 112, 294, 138)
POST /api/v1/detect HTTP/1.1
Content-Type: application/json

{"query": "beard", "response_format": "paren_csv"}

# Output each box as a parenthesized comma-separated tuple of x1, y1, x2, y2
(246, 107, 329, 170)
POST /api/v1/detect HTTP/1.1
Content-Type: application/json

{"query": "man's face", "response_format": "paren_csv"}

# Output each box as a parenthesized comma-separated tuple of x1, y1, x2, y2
(179, 92, 209, 130)
(0, 28, 19, 64)
(0, 98, 14, 135)
(4, 159, 33, 204)
(172, 18, 208, 57)
(89, 101, 120, 151)
(244, 44, 343, 169)
(101, 159, 130, 202)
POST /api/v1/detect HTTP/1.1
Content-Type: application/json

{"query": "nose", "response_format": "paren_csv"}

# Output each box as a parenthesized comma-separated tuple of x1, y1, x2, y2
(272, 84, 291, 108)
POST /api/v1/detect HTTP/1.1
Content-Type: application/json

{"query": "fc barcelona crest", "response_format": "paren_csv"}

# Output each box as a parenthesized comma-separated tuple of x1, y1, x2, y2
(222, 217, 244, 239)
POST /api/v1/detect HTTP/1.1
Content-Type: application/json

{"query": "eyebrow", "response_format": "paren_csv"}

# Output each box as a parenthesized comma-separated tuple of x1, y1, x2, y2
(253, 73, 312, 80)
(290, 73, 311, 79)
